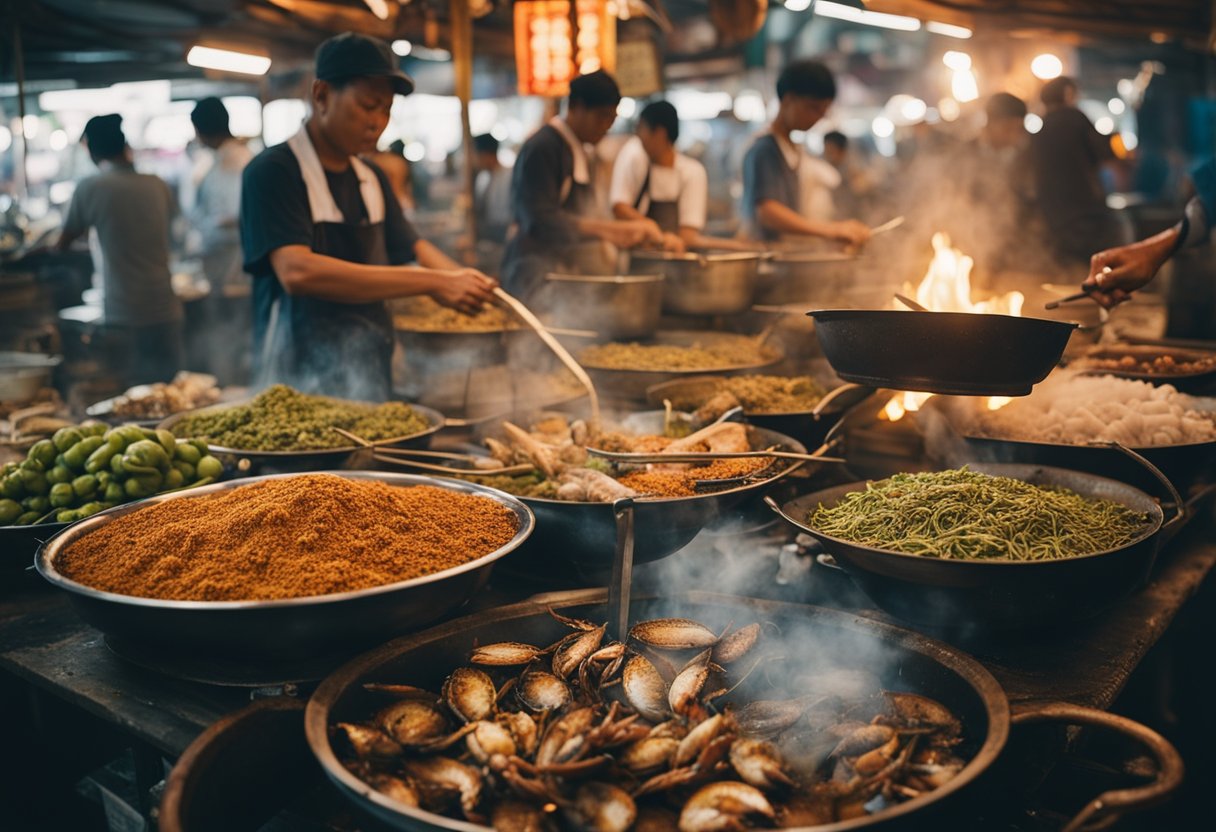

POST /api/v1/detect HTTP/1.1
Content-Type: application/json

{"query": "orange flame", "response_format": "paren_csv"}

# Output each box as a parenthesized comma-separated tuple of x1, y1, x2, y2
(883, 234, 1022, 420)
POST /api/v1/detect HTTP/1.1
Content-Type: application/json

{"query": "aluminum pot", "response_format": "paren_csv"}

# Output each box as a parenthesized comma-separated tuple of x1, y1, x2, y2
(629, 250, 763, 316)
(35, 471, 535, 661)
(306, 589, 1183, 832)
(0, 351, 60, 401)
(540, 273, 663, 339)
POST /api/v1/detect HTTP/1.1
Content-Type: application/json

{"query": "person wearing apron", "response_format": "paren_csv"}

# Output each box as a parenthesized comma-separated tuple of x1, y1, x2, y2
(500, 70, 664, 299)
(740, 60, 871, 249)
(239, 32, 496, 401)
(610, 100, 763, 254)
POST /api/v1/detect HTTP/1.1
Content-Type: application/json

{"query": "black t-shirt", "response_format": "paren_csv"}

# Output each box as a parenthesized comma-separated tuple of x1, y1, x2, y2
(239, 142, 420, 279)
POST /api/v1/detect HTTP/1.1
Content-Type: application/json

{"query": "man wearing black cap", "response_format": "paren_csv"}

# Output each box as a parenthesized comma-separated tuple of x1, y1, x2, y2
(56, 113, 183, 386)
(499, 70, 665, 299)
(240, 32, 496, 401)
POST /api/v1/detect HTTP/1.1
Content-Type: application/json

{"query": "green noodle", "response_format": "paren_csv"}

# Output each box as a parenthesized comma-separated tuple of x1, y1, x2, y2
(808, 467, 1151, 561)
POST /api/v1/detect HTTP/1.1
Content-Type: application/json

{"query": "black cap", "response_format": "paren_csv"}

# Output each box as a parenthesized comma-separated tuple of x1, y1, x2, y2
(315, 32, 414, 96)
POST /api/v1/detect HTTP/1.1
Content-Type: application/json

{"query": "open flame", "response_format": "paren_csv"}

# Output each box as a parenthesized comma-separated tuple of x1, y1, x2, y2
(883, 233, 1023, 421)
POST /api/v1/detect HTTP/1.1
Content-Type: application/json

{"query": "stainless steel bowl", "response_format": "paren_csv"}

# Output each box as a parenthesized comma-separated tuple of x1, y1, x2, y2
(159, 400, 445, 476)
(630, 250, 763, 316)
(36, 471, 535, 658)
(0, 351, 60, 401)
(540, 273, 664, 339)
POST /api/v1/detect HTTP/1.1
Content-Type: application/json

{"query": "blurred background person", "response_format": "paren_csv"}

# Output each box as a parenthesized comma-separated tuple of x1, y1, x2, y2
(1030, 76, 1125, 265)
(190, 97, 251, 293)
(367, 139, 417, 219)
(472, 133, 512, 245)
(55, 114, 183, 387)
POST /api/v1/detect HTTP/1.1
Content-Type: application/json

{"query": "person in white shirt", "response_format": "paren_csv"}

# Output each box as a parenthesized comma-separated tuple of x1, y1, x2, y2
(191, 97, 253, 292)
(610, 101, 760, 253)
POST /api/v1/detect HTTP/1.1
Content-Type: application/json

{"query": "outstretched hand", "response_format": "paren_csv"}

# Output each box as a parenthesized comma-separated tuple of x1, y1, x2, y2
(431, 268, 498, 315)
(1083, 227, 1180, 309)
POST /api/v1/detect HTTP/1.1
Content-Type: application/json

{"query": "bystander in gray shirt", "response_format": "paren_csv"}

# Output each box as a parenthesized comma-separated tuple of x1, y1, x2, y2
(62, 161, 183, 326)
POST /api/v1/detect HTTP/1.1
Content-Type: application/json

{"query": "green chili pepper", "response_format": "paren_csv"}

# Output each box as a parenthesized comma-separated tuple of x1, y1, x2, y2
(0, 498, 21, 524)
(49, 482, 76, 508)
(22, 496, 50, 514)
(15, 511, 40, 526)
(72, 474, 98, 499)
(173, 442, 202, 465)
(81, 423, 109, 437)
(106, 425, 147, 449)
(46, 464, 73, 485)
(195, 455, 224, 480)
(123, 440, 171, 472)
(52, 427, 84, 452)
(28, 439, 58, 468)
(84, 442, 121, 474)
(123, 472, 162, 499)
(76, 501, 104, 518)
(55, 508, 81, 523)
(19, 458, 44, 472)
(63, 436, 105, 470)
(104, 481, 125, 503)
(110, 453, 127, 476)
(96, 471, 111, 488)
(155, 429, 177, 458)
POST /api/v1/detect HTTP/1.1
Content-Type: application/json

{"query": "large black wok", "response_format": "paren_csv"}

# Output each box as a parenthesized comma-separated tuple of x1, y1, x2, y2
(768, 463, 1181, 633)
(921, 395, 1216, 495)
(503, 420, 808, 580)
(35, 472, 534, 673)
(305, 589, 1181, 832)
(809, 309, 1076, 396)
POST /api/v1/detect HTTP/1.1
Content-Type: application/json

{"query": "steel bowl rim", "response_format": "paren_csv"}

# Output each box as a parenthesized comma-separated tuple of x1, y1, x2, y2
(305, 588, 1012, 832)
(807, 307, 1079, 331)
(36, 471, 536, 610)
(630, 250, 763, 264)
(159, 401, 446, 458)
(777, 462, 1164, 568)
(394, 324, 522, 336)
(546, 272, 665, 285)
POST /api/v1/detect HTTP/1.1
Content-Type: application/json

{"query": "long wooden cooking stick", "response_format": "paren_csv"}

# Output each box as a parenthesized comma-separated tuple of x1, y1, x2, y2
(494, 286, 601, 426)
(585, 447, 849, 464)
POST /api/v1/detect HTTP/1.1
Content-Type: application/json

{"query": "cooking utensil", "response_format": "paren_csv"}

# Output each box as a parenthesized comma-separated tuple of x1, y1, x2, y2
(894, 293, 928, 312)
(809, 309, 1076, 396)
(36, 471, 536, 667)
(539, 273, 663, 339)
(870, 215, 905, 235)
(1065, 342, 1216, 393)
(1044, 268, 1112, 310)
(306, 589, 1182, 832)
(628, 250, 763, 316)
(767, 459, 1181, 632)
(585, 447, 848, 465)
(607, 498, 635, 639)
(0, 351, 61, 402)
(158, 400, 445, 477)
(495, 287, 602, 427)
(922, 395, 1216, 494)
(578, 330, 784, 403)
(501, 419, 807, 579)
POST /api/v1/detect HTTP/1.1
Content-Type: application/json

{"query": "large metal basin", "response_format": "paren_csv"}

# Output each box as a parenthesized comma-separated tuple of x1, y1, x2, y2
(36, 472, 535, 661)
(540, 273, 663, 339)
(630, 250, 762, 316)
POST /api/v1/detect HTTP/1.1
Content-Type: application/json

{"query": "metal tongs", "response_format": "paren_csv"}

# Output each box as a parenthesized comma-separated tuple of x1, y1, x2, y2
(1044, 267, 1113, 310)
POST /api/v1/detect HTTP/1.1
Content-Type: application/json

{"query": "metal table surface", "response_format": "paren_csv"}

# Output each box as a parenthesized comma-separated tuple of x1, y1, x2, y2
(1, 494, 1213, 829)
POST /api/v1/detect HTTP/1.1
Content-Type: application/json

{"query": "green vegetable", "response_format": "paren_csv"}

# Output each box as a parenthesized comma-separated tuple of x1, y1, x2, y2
(22, 496, 50, 514)
(123, 472, 162, 499)
(123, 439, 170, 472)
(81, 423, 109, 437)
(55, 509, 80, 523)
(195, 455, 223, 480)
(155, 429, 177, 458)
(110, 454, 127, 476)
(174, 442, 202, 465)
(52, 427, 84, 452)
(0, 498, 21, 524)
(15, 511, 40, 526)
(63, 436, 105, 470)
(106, 425, 147, 448)
(104, 482, 125, 503)
(76, 501, 104, 519)
(19, 458, 44, 472)
(85, 442, 121, 474)
(171, 460, 196, 481)
(807, 467, 1152, 562)
(49, 482, 76, 508)
(72, 474, 98, 499)
(163, 468, 185, 489)
(46, 464, 73, 485)
(18, 469, 48, 496)
(2, 475, 23, 500)
(29, 439, 58, 468)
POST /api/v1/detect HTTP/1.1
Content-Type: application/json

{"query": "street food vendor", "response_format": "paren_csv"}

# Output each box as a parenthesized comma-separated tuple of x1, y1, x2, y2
(610, 100, 760, 253)
(500, 70, 665, 298)
(240, 32, 496, 401)
(740, 60, 871, 249)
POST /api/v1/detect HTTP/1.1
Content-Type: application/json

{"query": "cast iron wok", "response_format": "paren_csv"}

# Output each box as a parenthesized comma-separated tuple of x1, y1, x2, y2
(305, 589, 1182, 832)
(921, 395, 1216, 495)
(35, 472, 534, 663)
(490, 416, 808, 581)
(808, 309, 1076, 396)
(768, 463, 1181, 633)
